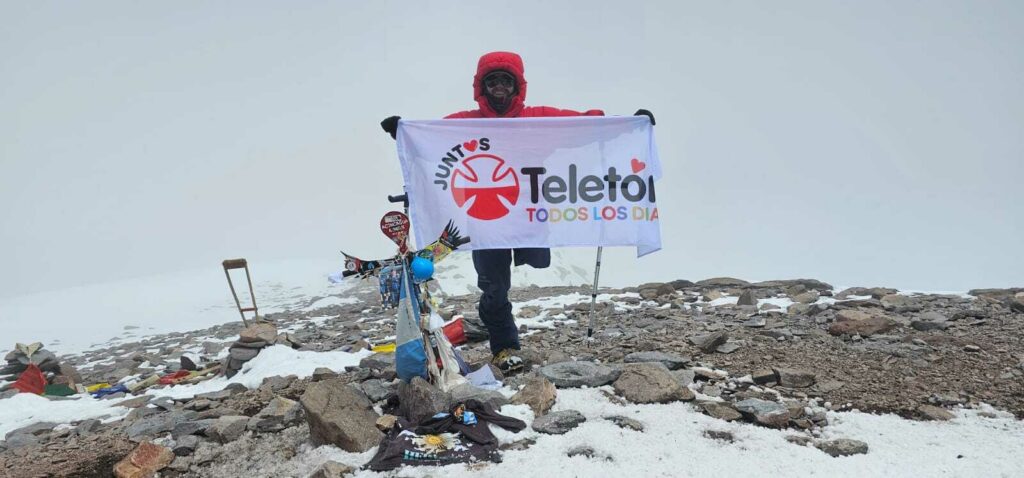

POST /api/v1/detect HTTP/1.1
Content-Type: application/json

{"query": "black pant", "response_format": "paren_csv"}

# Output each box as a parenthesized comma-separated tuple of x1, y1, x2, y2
(472, 248, 550, 355)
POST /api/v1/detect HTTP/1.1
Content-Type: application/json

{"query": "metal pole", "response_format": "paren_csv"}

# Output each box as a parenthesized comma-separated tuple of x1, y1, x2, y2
(586, 246, 604, 342)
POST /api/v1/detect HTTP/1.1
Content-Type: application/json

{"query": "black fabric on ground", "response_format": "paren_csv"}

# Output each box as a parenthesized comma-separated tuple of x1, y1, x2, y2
(364, 399, 527, 472)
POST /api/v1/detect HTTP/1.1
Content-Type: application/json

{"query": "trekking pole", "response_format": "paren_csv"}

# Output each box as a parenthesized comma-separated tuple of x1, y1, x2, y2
(586, 246, 604, 345)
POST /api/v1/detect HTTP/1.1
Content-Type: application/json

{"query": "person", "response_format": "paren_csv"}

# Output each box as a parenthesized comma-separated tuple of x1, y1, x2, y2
(381, 51, 654, 374)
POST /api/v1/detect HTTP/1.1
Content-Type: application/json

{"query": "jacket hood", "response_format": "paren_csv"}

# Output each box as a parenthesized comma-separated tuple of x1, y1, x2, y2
(473, 51, 527, 118)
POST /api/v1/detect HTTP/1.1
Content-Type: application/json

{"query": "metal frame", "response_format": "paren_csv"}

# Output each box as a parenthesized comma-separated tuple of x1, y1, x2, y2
(222, 258, 257, 327)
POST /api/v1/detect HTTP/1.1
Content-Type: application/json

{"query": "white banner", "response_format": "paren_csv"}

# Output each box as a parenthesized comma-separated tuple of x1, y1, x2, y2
(396, 116, 662, 257)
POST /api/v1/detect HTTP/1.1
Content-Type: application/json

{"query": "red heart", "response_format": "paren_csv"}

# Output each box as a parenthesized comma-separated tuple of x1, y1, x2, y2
(463, 140, 478, 152)
(631, 158, 646, 173)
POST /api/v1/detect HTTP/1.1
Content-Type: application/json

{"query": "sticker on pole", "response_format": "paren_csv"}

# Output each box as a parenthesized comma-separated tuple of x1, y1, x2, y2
(380, 211, 411, 253)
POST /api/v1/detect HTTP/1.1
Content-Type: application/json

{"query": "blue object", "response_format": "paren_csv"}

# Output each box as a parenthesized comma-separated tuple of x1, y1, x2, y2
(411, 256, 434, 281)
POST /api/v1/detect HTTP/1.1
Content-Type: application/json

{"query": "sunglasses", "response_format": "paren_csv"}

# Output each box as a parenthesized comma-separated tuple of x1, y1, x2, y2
(484, 73, 515, 88)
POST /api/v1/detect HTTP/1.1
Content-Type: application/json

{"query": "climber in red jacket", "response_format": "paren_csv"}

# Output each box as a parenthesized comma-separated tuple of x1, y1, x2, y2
(381, 51, 654, 374)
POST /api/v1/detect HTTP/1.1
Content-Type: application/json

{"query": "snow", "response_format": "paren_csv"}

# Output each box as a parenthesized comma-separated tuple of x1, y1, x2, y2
(0, 345, 371, 435)
(511, 292, 642, 329)
(0, 258, 357, 355)
(145, 345, 371, 400)
(0, 393, 130, 438)
(282, 388, 1024, 477)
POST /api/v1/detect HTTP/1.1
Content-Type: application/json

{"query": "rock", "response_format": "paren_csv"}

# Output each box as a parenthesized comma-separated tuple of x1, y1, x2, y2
(4, 433, 39, 449)
(918, 405, 955, 421)
(786, 435, 814, 446)
(704, 430, 735, 442)
(359, 353, 396, 370)
(300, 378, 382, 452)
(836, 287, 896, 300)
(239, 322, 278, 344)
(375, 414, 398, 432)
(815, 438, 869, 457)
(510, 376, 557, 416)
(1010, 296, 1024, 313)
(309, 460, 356, 478)
(259, 374, 297, 392)
(248, 396, 303, 433)
(734, 399, 791, 428)
(532, 410, 586, 435)
(312, 367, 338, 381)
(697, 277, 749, 287)
(670, 369, 696, 387)
(701, 402, 743, 421)
(911, 311, 949, 331)
(450, 383, 509, 409)
(229, 346, 260, 361)
(359, 378, 395, 403)
(736, 290, 757, 306)
(116, 396, 152, 409)
(172, 435, 201, 456)
(195, 383, 247, 401)
(964, 344, 982, 353)
(715, 343, 741, 354)
(113, 441, 174, 478)
(743, 316, 767, 327)
(752, 369, 778, 385)
(604, 415, 644, 431)
(566, 445, 598, 458)
(689, 331, 728, 353)
(171, 419, 216, 439)
(773, 368, 816, 388)
(612, 363, 691, 404)
(828, 309, 897, 337)
(703, 290, 724, 301)
(126, 412, 194, 442)
(538, 361, 621, 388)
(398, 376, 451, 424)
(623, 351, 689, 370)
(670, 279, 696, 290)
(792, 290, 820, 304)
(206, 415, 248, 443)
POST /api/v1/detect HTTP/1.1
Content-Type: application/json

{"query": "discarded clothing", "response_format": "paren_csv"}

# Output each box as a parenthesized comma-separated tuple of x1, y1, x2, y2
(12, 364, 46, 395)
(365, 399, 526, 471)
(90, 383, 130, 399)
(159, 370, 191, 385)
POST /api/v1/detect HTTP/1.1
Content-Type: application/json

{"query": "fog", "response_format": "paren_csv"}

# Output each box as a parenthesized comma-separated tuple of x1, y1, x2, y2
(2, 0, 1022, 300)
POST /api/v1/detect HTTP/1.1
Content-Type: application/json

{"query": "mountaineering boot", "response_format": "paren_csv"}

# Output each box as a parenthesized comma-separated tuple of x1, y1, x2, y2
(491, 349, 524, 375)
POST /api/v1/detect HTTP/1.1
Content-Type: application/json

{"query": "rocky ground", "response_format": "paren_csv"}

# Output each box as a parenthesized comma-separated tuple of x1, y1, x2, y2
(1, 277, 1022, 477)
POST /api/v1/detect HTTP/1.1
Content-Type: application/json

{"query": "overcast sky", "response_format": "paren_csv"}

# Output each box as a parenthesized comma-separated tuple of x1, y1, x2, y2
(2, 0, 1022, 299)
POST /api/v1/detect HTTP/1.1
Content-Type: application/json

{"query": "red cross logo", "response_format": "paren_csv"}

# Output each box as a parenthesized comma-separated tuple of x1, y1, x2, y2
(451, 154, 519, 220)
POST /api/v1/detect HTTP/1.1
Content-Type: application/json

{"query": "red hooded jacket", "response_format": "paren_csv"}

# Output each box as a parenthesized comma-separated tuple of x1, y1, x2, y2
(445, 51, 603, 119)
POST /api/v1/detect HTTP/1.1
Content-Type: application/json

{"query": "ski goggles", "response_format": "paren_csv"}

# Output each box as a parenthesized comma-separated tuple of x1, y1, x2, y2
(483, 72, 515, 88)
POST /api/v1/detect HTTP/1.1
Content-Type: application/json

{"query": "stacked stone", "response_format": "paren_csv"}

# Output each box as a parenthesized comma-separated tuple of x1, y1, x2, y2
(222, 321, 304, 378)
(1, 344, 60, 381)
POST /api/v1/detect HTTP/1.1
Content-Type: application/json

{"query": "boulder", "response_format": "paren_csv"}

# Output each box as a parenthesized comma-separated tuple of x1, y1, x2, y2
(126, 412, 194, 442)
(248, 396, 303, 433)
(773, 368, 816, 388)
(700, 402, 742, 421)
(792, 290, 820, 304)
(170, 419, 216, 439)
(734, 399, 790, 428)
(623, 351, 689, 370)
(736, 290, 757, 306)
(815, 438, 869, 457)
(538, 361, 621, 388)
(239, 322, 278, 344)
(172, 435, 201, 456)
(359, 378, 395, 403)
(397, 377, 451, 424)
(511, 376, 557, 416)
(532, 410, 586, 435)
(689, 331, 728, 353)
(612, 363, 692, 404)
(229, 346, 260, 361)
(918, 405, 955, 421)
(828, 309, 897, 337)
(300, 378, 382, 452)
(207, 415, 249, 443)
(113, 441, 174, 478)
(359, 353, 396, 370)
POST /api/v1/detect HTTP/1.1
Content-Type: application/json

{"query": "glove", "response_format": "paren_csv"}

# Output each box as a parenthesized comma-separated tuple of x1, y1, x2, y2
(380, 115, 401, 139)
(634, 109, 655, 126)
